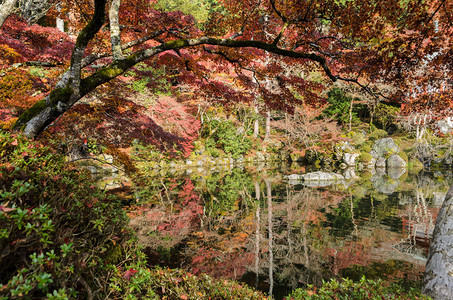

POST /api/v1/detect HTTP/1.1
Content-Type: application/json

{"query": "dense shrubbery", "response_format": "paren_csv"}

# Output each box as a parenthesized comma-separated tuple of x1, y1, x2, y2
(201, 118, 252, 159)
(322, 88, 362, 126)
(287, 277, 430, 300)
(0, 130, 130, 298)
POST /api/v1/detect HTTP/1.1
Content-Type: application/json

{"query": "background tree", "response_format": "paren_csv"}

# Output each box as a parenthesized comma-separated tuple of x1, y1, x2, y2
(0, 0, 18, 28)
(0, 0, 448, 142)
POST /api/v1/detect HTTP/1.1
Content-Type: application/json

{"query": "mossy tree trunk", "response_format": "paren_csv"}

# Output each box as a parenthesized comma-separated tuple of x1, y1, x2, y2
(423, 183, 453, 299)
(14, 0, 338, 139)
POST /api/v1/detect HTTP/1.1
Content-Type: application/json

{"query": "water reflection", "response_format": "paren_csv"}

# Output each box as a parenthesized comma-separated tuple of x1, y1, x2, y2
(128, 165, 453, 299)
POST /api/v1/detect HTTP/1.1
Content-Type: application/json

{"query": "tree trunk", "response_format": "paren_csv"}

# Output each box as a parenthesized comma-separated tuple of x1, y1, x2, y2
(109, 0, 123, 60)
(253, 105, 260, 138)
(0, 0, 18, 28)
(423, 183, 453, 299)
(264, 110, 271, 140)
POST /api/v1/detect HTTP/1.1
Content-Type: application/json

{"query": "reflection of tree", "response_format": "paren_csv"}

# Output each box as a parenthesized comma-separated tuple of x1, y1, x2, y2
(201, 168, 255, 228)
(129, 168, 449, 296)
(246, 185, 332, 294)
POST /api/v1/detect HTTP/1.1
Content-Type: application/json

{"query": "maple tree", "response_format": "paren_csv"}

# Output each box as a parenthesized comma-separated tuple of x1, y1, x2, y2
(0, 0, 447, 139)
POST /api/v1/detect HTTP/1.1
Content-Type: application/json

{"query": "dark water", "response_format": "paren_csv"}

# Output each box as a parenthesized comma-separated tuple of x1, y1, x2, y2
(128, 164, 453, 299)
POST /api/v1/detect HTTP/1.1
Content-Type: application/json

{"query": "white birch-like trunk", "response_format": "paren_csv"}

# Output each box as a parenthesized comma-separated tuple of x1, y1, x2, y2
(109, 0, 123, 60)
(0, 0, 18, 28)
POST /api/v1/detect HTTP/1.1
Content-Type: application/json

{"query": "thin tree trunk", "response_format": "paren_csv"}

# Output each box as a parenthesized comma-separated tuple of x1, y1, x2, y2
(254, 181, 261, 288)
(265, 179, 273, 296)
(0, 0, 18, 28)
(423, 183, 453, 299)
(348, 98, 353, 132)
(253, 105, 260, 138)
(109, 0, 123, 60)
(265, 110, 271, 140)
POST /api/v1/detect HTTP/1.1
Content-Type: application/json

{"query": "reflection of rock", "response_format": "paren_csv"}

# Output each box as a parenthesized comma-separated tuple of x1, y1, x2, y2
(301, 171, 345, 182)
(343, 153, 360, 166)
(376, 157, 386, 168)
(285, 171, 345, 186)
(343, 168, 359, 181)
(387, 154, 407, 169)
(371, 138, 399, 158)
(387, 166, 406, 180)
(371, 175, 399, 194)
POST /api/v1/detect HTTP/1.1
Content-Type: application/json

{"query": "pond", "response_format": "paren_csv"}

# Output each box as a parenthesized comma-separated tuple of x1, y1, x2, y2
(126, 163, 453, 299)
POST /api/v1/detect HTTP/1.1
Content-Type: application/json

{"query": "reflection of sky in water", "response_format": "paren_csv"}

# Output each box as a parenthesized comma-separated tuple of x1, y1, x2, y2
(130, 165, 453, 300)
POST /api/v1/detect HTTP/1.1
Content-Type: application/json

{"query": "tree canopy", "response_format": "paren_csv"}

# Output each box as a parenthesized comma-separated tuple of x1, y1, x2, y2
(0, 0, 451, 138)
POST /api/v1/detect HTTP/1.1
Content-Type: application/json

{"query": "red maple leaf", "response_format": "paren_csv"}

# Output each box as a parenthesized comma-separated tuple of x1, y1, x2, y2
(123, 268, 138, 281)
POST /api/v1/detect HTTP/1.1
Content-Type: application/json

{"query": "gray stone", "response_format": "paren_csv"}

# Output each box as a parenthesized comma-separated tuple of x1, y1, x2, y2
(436, 117, 453, 134)
(372, 138, 399, 157)
(387, 154, 407, 169)
(337, 141, 355, 152)
(285, 174, 303, 181)
(103, 154, 114, 164)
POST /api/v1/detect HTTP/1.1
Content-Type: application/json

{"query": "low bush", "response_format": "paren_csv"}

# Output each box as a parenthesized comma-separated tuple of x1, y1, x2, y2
(286, 277, 430, 300)
(0, 130, 130, 298)
(368, 129, 388, 141)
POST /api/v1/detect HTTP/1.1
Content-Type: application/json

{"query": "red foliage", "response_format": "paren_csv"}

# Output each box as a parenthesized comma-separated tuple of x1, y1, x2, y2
(0, 15, 74, 67)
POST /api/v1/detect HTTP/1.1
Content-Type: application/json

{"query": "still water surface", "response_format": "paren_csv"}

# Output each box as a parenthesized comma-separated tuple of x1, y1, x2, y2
(128, 164, 452, 299)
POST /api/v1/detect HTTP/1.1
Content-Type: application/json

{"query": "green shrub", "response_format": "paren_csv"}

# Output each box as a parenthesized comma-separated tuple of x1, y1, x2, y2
(322, 88, 361, 125)
(0, 130, 130, 299)
(373, 103, 400, 130)
(398, 151, 408, 162)
(359, 152, 373, 163)
(201, 119, 252, 159)
(369, 129, 388, 141)
(287, 277, 430, 300)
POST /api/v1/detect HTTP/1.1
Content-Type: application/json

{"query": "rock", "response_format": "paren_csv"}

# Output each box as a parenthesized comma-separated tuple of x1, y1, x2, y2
(387, 154, 407, 169)
(436, 116, 453, 134)
(433, 192, 447, 207)
(375, 167, 386, 176)
(284, 174, 303, 185)
(102, 154, 114, 164)
(369, 157, 377, 168)
(343, 153, 360, 166)
(337, 141, 355, 153)
(372, 138, 399, 158)
(285, 174, 303, 181)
